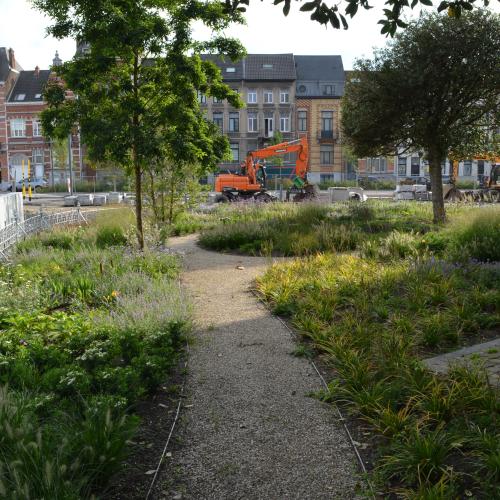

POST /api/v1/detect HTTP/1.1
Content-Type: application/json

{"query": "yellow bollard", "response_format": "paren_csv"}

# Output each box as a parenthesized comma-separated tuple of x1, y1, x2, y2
(21, 159, 26, 200)
(28, 159, 32, 202)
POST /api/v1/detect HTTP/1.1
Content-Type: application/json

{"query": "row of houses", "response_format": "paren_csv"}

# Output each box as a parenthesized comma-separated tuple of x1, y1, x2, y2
(0, 48, 86, 185)
(0, 46, 495, 186)
(199, 53, 347, 184)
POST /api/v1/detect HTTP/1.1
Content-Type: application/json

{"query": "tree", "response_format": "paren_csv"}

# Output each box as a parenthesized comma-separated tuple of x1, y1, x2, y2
(341, 10, 500, 223)
(226, 0, 491, 35)
(35, 0, 244, 248)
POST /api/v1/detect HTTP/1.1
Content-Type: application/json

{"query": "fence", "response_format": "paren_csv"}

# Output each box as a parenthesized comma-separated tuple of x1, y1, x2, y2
(0, 208, 98, 260)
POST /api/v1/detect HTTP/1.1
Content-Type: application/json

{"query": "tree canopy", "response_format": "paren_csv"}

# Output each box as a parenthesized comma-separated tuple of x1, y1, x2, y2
(225, 0, 492, 35)
(341, 10, 500, 222)
(35, 0, 245, 248)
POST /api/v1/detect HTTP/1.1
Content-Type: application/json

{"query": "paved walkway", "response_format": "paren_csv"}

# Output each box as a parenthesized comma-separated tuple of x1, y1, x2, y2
(154, 235, 361, 499)
(424, 338, 500, 383)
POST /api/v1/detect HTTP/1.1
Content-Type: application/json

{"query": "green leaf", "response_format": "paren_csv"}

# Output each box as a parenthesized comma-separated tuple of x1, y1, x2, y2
(340, 13, 349, 29)
(345, 1, 358, 17)
(283, 0, 291, 16)
(420, 0, 433, 6)
(330, 12, 340, 28)
(300, 1, 318, 12)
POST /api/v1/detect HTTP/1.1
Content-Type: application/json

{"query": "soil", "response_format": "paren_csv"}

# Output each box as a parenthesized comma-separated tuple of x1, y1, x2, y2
(103, 355, 188, 500)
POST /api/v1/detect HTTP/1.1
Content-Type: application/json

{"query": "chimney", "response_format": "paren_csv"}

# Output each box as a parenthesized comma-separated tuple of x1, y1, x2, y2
(34, 65, 40, 77)
(8, 48, 15, 69)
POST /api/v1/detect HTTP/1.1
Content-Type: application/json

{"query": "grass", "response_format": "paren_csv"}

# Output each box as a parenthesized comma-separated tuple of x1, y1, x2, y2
(199, 201, 500, 260)
(0, 209, 190, 498)
(252, 202, 500, 497)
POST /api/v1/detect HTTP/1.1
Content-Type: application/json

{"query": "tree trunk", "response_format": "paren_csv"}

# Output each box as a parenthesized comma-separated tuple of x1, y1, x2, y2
(132, 52, 144, 250)
(133, 148, 144, 249)
(428, 151, 446, 224)
(149, 170, 158, 225)
(167, 173, 176, 225)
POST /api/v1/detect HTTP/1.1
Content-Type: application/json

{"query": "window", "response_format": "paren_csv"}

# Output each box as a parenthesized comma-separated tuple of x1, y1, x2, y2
(320, 111, 334, 139)
(411, 156, 420, 176)
(247, 90, 257, 104)
(264, 114, 274, 137)
(323, 85, 334, 95)
(477, 160, 485, 176)
(197, 91, 206, 104)
(441, 161, 447, 175)
(230, 143, 239, 161)
(248, 112, 258, 132)
(298, 84, 306, 93)
(213, 96, 222, 104)
(280, 90, 289, 104)
(280, 114, 290, 132)
(463, 160, 472, 176)
(33, 120, 42, 137)
(298, 111, 307, 132)
(321, 111, 333, 131)
(10, 119, 26, 137)
(14, 94, 25, 101)
(264, 90, 273, 104)
(369, 157, 387, 173)
(32, 148, 44, 164)
(398, 156, 407, 176)
(226, 67, 236, 73)
(320, 145, 334, 165)
(262, 64, 273, 70)
(213, 112, 223, 130)
(229, 112, 239, 132)
(35, 93, 42, 99)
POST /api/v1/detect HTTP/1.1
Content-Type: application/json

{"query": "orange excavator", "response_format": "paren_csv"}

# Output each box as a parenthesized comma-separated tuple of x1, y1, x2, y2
(215, 136, 316, 202)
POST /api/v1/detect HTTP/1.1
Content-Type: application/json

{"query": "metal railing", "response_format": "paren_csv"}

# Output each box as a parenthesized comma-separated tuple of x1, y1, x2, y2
(0, 208, 98, 260)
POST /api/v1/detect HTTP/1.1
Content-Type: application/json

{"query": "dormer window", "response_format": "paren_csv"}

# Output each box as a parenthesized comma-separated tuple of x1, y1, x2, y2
(323, 85, 334, 95)
(35, 93, 42, 99)
(14, 94, 26, 101)
(262, 64, 273, 70)
(226, 67, 236, 73)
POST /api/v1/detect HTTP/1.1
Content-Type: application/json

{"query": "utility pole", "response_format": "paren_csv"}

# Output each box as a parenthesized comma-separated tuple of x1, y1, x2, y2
(67, 133, 73, 195)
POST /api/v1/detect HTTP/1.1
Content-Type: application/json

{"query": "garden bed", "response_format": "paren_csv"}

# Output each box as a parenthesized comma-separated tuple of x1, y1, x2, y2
(255, 205, 500, 497)
(0, 210, 190, 498)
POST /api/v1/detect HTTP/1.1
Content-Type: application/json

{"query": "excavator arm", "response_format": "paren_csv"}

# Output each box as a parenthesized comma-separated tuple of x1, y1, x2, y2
(245, 137, 309, 185)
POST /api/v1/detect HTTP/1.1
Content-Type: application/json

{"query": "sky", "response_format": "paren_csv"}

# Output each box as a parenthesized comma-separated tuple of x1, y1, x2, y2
(0, 0, 498, 71)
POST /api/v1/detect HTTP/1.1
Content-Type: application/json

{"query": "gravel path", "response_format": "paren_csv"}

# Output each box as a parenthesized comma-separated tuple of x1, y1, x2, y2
(155, 234, 362, 499)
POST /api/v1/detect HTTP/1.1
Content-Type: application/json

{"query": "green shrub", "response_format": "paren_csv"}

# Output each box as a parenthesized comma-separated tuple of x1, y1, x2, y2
(0, 219, 189, 498)
(447, 210, 500, 262)
(41, 232, 74, 250)
(257, 253, 500, 494)
(378, 231, 419, 260)
(95, 225, 127, 248)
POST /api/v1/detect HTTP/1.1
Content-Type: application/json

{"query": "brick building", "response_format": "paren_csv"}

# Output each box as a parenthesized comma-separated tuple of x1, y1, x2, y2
(0, 49, 84, 186)
(0, 48, 21, 182)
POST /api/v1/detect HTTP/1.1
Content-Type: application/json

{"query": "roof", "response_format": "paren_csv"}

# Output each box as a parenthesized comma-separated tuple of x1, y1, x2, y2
(294, 55, 344, 80)
(294, 55, 345, 97)
(8, 70, 51, 103)
(0, 47, 21, 82)
(201, 54, 296, 81)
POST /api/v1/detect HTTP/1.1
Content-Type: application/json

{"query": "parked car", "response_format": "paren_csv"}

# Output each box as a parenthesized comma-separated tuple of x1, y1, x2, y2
(0, 181, 15, 192)
(14, 179, 48, 191)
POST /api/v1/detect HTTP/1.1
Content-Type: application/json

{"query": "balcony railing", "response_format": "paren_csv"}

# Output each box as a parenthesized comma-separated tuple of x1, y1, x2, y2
(318, 130, 337, 140)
